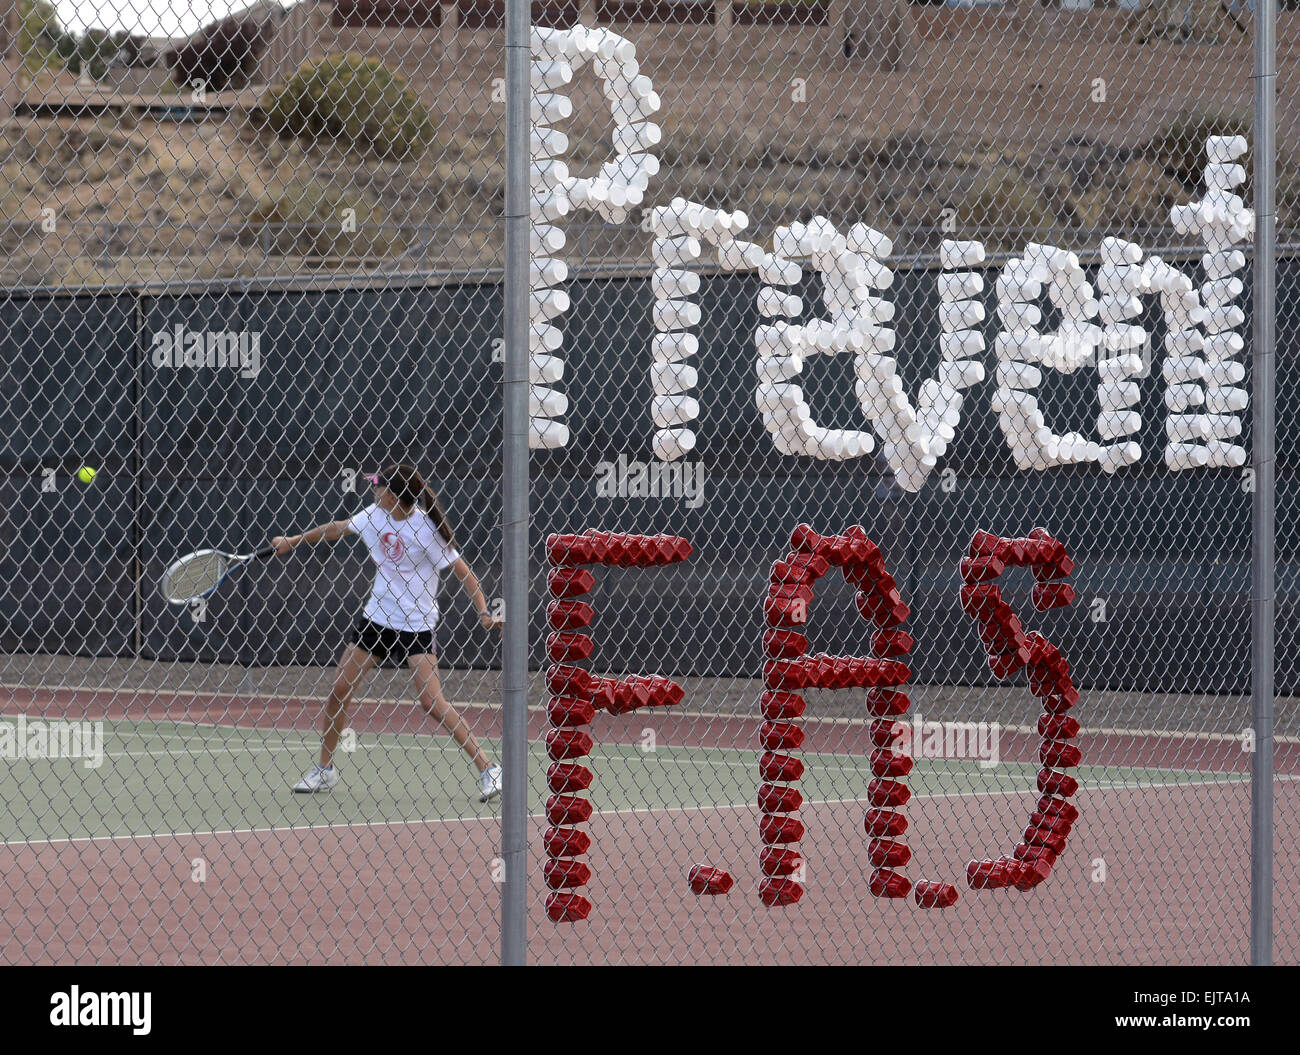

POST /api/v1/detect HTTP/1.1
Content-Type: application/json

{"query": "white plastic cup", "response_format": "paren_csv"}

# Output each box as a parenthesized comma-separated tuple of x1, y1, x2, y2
(1206, 135, 1248, 162)
(530, 223, 565, 255)
(996, 362, 1042, 390)
(1205, 386, 1249, 413)
(529, 256, 568, 287)
(1203, 332, 1246, 359)
(531, 92, 573, 123)
(995, 274, 1042, 302)
(717, 240, 765, 271)
(759, 255, 802, 286)
(528, 323, 564, 353)
(1098, 380, 1140, 411)
(1206, 360, 1246, 387)
(757, 287, 803, 318)
(652, 428, 696, 462)
(653, 299, 702, 331)
(1201, 276, 1244, 308)
(651, 394, 700, 429)
(755, 382, 807, 415)
(529, 353, 564, 384)
(1165, 329, 1205, 356)
(652, 332, 699, 363)
(1165, 384, 1205, 412)
(937, 272, 984, 301)
(652, 235, 702, 268)
(1098, 295, 1143, 324)
(530, 189, 570, 223)
(939, 330, 985, 361)
(529, 288, 570, 321)
(528, 417, 570, 450)
(1204, 441, 1247, 468)
(938, 299, 985, 331)
(1098, 441, 1142, 474)
(652, 268, 700, 299)
(997, 302, 1042, 330)
(1202, 305, 1246, 334)
(1203, 249, 1247, 279)
(756, 355, 803, 383)
(528, 385, 569, 418)
(938, 360, 985, 390)
(1165, 442, 1210, 470)
(940, 239, 984, 268)
(612, 122, 662, 155)
(652, 362, 698, 395)
(1100, 237, 1143, 265)
(1098, 354, 1146, 382)
(1097, 411, 1142, 440)
(1162, 356, 1206, 384)
(529, 60, 573, 89)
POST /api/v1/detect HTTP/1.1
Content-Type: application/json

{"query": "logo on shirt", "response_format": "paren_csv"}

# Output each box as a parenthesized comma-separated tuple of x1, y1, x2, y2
(380, 531, 406, 562)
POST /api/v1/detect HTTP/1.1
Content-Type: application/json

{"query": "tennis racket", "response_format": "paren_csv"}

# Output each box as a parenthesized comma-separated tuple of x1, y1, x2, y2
(161, 546, 277, 605)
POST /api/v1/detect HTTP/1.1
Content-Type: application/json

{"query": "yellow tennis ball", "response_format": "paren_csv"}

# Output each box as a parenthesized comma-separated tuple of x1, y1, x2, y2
(77, 466, 97, 484)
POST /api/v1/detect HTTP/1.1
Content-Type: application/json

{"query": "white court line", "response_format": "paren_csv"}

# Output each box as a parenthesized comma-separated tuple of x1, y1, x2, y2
(1, 774, 1264, 850)
(5, 681, 1298, 745)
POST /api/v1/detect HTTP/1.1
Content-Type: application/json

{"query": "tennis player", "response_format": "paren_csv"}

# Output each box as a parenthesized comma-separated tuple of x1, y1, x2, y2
(275, 464, 504, 802)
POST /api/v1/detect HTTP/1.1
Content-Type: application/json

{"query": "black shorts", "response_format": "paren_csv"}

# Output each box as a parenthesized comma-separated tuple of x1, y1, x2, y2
(351, 617, 436, 665)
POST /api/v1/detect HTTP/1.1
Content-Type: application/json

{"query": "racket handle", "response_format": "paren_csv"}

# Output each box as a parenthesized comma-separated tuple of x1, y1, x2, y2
(253, 545, 277, 560)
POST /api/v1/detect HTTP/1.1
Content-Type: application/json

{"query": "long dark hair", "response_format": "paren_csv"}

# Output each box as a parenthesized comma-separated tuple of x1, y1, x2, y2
(376, 463, 457, 546)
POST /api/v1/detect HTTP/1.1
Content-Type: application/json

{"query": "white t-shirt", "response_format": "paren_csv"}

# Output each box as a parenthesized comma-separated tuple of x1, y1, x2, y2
(347, 503, 461, 632)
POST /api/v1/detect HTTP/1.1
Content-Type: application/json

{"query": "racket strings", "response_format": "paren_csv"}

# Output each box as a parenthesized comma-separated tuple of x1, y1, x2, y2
(163, 553, 229, 603)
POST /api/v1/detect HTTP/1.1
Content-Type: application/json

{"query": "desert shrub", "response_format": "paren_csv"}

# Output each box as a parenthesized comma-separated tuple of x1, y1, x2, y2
(261, 55, 435, 162)
(1149, 107, 1250, 192)
(167, 15, 273, 92)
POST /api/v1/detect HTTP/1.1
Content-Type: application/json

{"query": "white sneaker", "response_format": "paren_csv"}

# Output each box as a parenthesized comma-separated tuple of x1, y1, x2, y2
(479, 764, 502, 803)
(293, 765, 339, 793)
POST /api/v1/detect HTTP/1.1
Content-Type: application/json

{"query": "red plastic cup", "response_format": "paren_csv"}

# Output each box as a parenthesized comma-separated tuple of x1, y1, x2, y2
(786, 552, 830, 578)
(842, 562, 880, 591)
(759, 751, 805, 782)
(688, 865, 734, 895)
(545, 728, 594, 761)
(867, 778, 911, 808)
(1029, 810, 1074, 836)
(546, 632, 594, 663)
(868, 867, 912, 899)
(547, 696, 595, 727)
(1022, 826, 1068, 855)
(1042, 684, 1082, 713)
(866, 689, 911, 717)
(868, 838, 912, 868)
(764, 629, 809, 659)
(545, 794, 593, 825)
(966, 859, 1020, 889)
(1034, 554, 1075, 582)
(870, 748, 913, 778)
(1037, 768, 1079, 797)
(547, 567, 595, 598)
(790, 523, 830, 556)
(1032, 582, 1076, 612)
(863, 808, 908, 838)
(769, 582, 815, 603)
(854, 590, 909, 628)
(758, 878, 804, 906)
(763, 659, 807, 690)
(760, 719, 805, 752)
(544, 858, 592, 890)
(543, 825, 592, 857)
(1036, 796, 1080, 822)
(605, 677, 653, 715)
(547, 600, 594, 631)
(1038, 714, 1080, 739)
(1040, 741, 1082, 768)
(759, 815, 805, 845)
(869, 718, 907, 748)
(545, 892, 592, 922)
(546, 533, 608, 567)
(960, 555, 1006, 583)
(770, 560, 814, 586)
(871, 629, 914, 658)
(759, 847, 803, 877)
(960, 583, 1004, 618)
(546, 664, 594, 699)
(761, 690, 806, 720)
(913, 881, 959, 908)
(968, 530, 1003, 558)
(1013, 844, 1058, 869)
(764, 596, 810, 628)
(546, 762, 594, 794)
(1012, 858, 1054, 891)
(758, 782, 804, 813)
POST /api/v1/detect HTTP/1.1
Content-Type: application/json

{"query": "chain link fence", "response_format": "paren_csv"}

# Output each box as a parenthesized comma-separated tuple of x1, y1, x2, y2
(0, 0, 1293, 964)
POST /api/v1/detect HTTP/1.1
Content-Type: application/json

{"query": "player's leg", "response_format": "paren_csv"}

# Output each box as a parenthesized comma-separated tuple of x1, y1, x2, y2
(407, 651, 491, 771)
(321, 642, 375, 766)
(292, 637, 375, 792)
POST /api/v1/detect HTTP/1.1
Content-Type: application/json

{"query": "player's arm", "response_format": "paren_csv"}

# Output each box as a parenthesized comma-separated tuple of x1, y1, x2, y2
(272, 519, 354, 555)
(450, 558, 502, 631)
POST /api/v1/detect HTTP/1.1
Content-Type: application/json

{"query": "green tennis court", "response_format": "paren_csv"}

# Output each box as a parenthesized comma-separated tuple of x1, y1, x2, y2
(0, 718, 1248, 845)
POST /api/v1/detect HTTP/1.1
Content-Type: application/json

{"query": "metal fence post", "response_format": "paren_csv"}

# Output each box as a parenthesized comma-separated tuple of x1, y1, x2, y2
(1251, 0, 1276, 968)
(501, 0, 531, 967)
